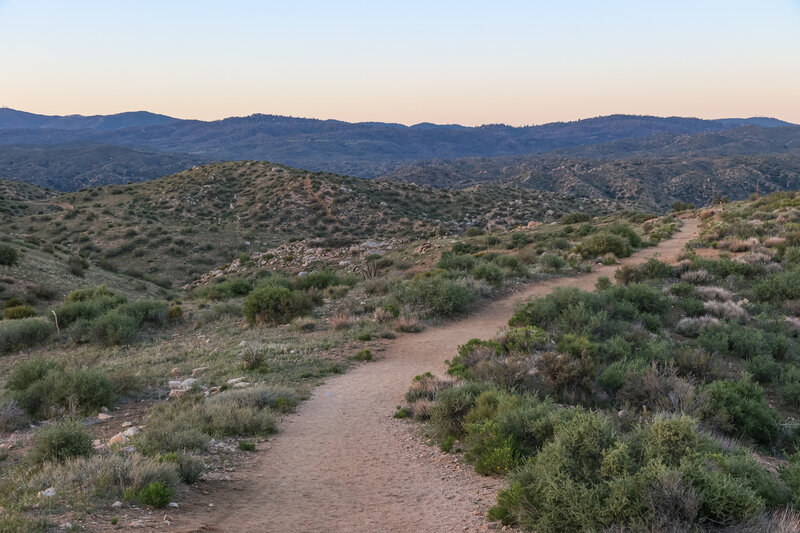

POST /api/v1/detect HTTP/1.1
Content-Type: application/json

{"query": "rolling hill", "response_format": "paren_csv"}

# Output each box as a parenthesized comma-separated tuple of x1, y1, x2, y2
(1, 161, 624, 286)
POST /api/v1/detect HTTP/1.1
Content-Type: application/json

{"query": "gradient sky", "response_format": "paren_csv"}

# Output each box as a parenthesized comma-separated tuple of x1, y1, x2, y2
(1, 0, 799, 126)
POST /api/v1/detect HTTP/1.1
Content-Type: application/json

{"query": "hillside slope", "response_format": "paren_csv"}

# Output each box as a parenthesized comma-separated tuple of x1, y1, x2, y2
(381, 153, 800, 210)
(2, 162, 623, 286)
(0, 143, 208, 190)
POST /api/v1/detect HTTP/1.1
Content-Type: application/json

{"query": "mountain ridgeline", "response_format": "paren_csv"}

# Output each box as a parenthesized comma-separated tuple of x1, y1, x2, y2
(0, 108, 796, 192)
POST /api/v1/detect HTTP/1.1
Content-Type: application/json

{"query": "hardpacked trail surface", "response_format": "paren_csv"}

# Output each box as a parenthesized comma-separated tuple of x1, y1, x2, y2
(177, 218, 699, 533)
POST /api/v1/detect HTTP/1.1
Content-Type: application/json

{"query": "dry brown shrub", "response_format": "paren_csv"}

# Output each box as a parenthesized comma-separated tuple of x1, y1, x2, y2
(373, 307, 394, 324)
(330, 312, 354, 330)
(394, 316, 422, 333)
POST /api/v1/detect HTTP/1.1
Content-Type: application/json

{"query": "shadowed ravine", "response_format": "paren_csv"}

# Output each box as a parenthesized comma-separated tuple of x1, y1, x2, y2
(177, 218, 698, 533)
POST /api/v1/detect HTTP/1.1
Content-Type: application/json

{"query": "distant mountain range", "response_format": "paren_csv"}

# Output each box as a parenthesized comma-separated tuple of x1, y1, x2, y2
(381, 126, 800, 209)
(0, 108, 796, 191)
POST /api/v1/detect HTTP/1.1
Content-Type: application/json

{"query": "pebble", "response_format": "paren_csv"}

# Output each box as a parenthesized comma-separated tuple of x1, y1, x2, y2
(112, 501, 122, 508)
(168, 502, 179, 508)
(122, 421, 133, 427)
(130, 520, 144, 528)
(98, 412, 112, 420)
(37, 487, 55, 498)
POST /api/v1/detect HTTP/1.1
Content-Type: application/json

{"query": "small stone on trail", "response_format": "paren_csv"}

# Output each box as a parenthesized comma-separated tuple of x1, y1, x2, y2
(122, 421, 133, 427)
(98, 412, 112, 420)
(168, 502, 179, 508)
(100, 406, 109, 413)
(112, 501, 122, 508)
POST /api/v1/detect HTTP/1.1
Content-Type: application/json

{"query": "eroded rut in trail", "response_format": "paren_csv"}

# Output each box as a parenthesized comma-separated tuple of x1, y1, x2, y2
(176, 219, 699, 533)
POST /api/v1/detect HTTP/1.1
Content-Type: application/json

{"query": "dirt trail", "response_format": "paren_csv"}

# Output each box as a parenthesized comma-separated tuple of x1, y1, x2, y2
(177, 218, 698, 533)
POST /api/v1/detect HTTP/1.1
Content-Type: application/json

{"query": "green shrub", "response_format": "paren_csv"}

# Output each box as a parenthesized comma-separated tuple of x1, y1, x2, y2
(437, 251, 477, 272)
(431, 382, 496, 438)
(294, 270, 341, 291)
(0, 243, 19, 265)
(64, 285, 119, 303)
(0, 318, 55, 353)
(706, 377, 781, 444)
(82, 311, 139, 346)
(579, 231, 632, 258)
(137, 481, 174, 508)
(114, 300, 168, 327)
(242, 286, 312, 325)
(54, 295, 126, 328)
(538, 253, 566, 273)
(493, 255, 528, 276)
(609, 222, 643, 248)
(8, 362, 114, 418)
(471, 263, 503, 287)
(3, 305, 36, 320)
(30, 420, 92, 463)
(560, 212, 591, 224)
(350, 349, 372, 361)
(753, 268, 800, 302)
(392, 276, 476, 317)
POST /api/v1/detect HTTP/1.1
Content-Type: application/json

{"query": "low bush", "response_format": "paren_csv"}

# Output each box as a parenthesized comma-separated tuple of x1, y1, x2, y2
(578, 231, 632, 258)
(437, 251, 477, 272)
(8, 360, 115, 418)
(294, 270, 341, 291)
(471, 263, 503, 287)
(538, 253, 566, 273)
(560, 212, 591, 224)
(30, 420, 92, 463)
(0, 243, 19, 265)
(3, 304, 36, 319)
(0, 317, 55, 353)
(391, 275, 476, 317)
(137, 481, 174, 508)
(706, 377, 781, 445)
(242, 286, 312, 325)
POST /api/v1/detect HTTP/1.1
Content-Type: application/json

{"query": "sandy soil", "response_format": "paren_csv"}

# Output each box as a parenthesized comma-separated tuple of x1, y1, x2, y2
(170, 218, 699, 533)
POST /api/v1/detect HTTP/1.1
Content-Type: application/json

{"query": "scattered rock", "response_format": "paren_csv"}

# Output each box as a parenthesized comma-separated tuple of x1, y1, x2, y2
(108, 432, 129, 446)
(163, 515, 172, 525)
(130, 520, 145, 528)
(168, 502, 179, 508)
(168, 388, 187, 400)
(122, 421, 133, 427)
(123, 426, 140, 438)
(121, 445, 137, 453)
(170, 367, 180, 376)
(98, 412, 112, 421)
(112, 501, 122, 508)
(414, 243, 433, 255)
(191, 366, 208, 376)
(180, 378, 197, 389)
(233, 382, 251, 388)
(226, 377, 245, 385)
(100, 406, 109, 413)
(338, 260, 351, 266)
(168, 380, 183, 389)
(37, 487, 56, 498)
(298, 271, 308, 277)
(58, 523, 72, 530)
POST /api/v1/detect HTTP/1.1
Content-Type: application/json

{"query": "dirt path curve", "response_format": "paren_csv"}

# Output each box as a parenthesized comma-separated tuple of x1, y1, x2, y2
(178, 218, 699, 533)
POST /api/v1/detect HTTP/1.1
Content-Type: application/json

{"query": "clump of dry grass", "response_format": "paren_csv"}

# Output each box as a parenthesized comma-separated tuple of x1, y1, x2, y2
(411, 399, 434, 420)
(394, 316, 422, 333)
(696, 286, 735, 301)
(681, 269, 708, 284)
(703, 300, 749, 323)
(373, 307, 394, 324)
(290, 316, 317, 332)
(764, 236, 786, 248)
(737, 251, 773, 265)
(718, 237, 760, 253)
(405, 372, 452, 403)
(675, 315, 721, 337)
(330, 312, 354, 330)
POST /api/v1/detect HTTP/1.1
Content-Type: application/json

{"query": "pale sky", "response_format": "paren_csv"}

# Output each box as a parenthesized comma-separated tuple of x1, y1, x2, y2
(1, 0, 799, 126)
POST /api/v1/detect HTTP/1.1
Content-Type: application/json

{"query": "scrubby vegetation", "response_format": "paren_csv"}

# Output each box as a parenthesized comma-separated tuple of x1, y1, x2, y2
(401, 192, 800, 530)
